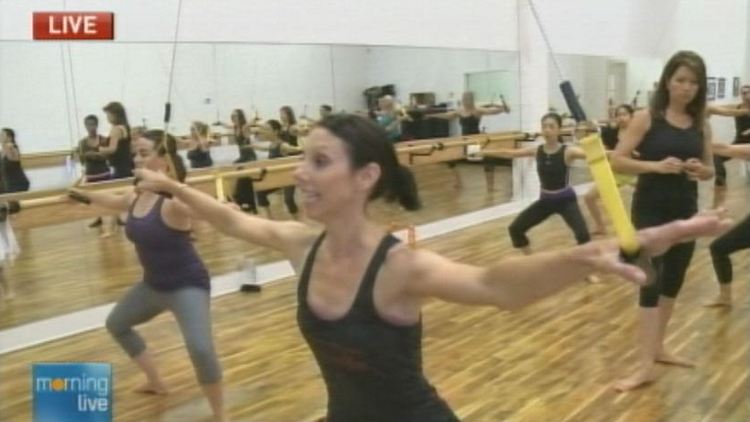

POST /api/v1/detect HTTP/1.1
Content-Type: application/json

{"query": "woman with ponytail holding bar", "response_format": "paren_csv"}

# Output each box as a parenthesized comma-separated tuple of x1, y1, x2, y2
(134, 114, 725, 422)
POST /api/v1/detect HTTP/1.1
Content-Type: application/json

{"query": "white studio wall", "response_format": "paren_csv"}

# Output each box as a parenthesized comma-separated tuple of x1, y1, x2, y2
(0, 0, 518, 51)
(0, 42, 355, 153)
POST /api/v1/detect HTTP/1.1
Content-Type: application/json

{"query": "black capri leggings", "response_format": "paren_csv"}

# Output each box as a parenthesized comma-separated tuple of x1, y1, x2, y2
(256, 186, 298, 215)
(710, 213, 750, 284)
(508, 188, 590, 249)
(714, 155, 730, 187)
(632, 191, 698, 307)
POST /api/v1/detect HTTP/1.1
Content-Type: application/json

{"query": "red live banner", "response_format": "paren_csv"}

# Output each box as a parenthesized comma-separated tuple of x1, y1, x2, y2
(33, 12, 114, 40)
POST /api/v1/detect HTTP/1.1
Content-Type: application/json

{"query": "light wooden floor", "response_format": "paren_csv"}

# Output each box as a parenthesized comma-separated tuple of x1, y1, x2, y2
(1, 162, 525, 328)
(0, 164, 748, 421)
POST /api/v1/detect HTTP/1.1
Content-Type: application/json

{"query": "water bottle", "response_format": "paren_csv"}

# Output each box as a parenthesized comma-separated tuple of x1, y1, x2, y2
(238, 255, 261, 293)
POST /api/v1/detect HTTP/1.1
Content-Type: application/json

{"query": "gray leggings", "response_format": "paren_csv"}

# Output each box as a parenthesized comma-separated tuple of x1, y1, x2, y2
(105, 283, 222, 384)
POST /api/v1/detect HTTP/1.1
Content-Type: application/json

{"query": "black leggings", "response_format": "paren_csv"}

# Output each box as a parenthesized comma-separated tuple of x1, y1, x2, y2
(257, 186, 298, 215)
(710, 213, 750, 284)
(508, 190, 590, 248)
(632, 191, 697, 307)
(714, 138, 750, 187)
(714, 156, 730, 187)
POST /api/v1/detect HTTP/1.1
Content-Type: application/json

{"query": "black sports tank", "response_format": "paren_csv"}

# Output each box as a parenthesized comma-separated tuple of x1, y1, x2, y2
(734, 105, 750, 144)
(536, 144, 568, 191)
(297, 233, 459, 422)
(459, 114, 480, 135)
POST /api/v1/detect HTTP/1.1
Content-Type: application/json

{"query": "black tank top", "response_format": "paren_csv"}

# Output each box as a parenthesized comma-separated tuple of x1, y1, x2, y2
(80, 136, 111, 176)
(458, 114, 480, 135)
(1, 155, 29, 193)
(636, 117, 703, 198)
(235, 132, 256, 162)
(297, 233, 459, 422)
(187, 147, 213, 168)
(734, 105, 750, 143)
(281, 127, 301, 155)
(601, 126, 620, 150)
(536, 144, 568, 191)
(109, 127, 134, 177)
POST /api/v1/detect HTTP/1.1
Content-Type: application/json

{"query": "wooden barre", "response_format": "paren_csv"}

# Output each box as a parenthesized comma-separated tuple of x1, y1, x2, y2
(8, 130, 530, 210)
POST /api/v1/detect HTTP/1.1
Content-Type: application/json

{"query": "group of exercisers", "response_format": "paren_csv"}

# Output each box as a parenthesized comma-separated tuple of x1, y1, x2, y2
(61, 48, 748, 422)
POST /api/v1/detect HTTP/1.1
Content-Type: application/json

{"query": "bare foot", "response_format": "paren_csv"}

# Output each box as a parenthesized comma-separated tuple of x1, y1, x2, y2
(613, 368, 656, 392)
(99, 231, 114, 239)
(655, 352, 695, 368)
(586, 274, 602, 284)
(703, 295, 732, 308)
(134, 382, 168, 395)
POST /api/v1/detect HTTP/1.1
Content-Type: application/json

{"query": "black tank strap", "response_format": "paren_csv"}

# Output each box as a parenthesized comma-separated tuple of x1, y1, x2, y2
(298, 232, 327, 302)
(353, 234, 401, 314)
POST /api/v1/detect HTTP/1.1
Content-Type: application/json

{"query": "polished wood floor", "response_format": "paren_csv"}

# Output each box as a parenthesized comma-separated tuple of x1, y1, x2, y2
(0, 163, 748, 421)
(1, 162, 523, 328)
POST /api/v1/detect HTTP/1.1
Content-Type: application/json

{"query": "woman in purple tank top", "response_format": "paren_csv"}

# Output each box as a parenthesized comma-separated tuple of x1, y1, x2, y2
(69, 130, 226, 422)
(136, 115, 725, 422)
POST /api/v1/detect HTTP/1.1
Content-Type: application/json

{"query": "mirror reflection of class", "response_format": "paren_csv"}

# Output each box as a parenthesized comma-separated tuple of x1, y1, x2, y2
(1, 1, 749, 421)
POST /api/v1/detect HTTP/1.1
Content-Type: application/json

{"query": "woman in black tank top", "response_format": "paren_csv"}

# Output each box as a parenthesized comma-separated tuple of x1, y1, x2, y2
(425, 91, 509, 190)
(100, 102, 134, 179)
(0, 128, 30, 193)
(183, 121, 214, 169)
(218, 109, 257, 212)
(705, 143, 750, 308)
(611, 51, 715, 392)
(707, 84, 750, 206)
(483, 113, 594, 264)
(135, 114, 725, 422)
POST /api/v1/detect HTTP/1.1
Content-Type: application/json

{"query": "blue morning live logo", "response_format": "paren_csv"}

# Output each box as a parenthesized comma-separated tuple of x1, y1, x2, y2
(33, 362, 112, 422)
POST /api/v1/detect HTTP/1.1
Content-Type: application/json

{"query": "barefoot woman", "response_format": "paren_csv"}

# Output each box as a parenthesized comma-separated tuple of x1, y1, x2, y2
(70, 130, 226, 422)
(611, 51, 715, 391)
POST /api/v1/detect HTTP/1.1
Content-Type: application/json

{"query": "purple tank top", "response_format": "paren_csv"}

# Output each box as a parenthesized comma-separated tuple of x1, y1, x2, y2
(125, 195, 210, 291)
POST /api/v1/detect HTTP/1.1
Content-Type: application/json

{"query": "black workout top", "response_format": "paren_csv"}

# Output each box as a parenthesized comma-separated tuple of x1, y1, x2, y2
(459, 113, 481, 135)
(1, 154, 29, 193)
(79, 136, 111, 176)
(536, 144, 568, 191)
(636, 116, 703, 197)
(280, 127, 301, 155)
(735, 105, 750, 143)
(601, 125, 620, 150)
(109, 127, 134, 177)
(297, 233, 459, 422)
(235, 132, 256, 163)
(187, 147, 213, 168)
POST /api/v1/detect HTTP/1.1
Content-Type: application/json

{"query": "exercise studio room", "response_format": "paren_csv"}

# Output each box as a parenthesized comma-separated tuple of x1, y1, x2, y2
(0, 1, 749, 421)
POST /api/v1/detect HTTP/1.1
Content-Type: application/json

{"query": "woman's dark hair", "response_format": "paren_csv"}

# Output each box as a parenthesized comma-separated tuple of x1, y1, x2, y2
(541, 112, 562, 127)
(140, 130, 187, 183)
(1, 128, 16, 145)
(315, 114, 421, 211)
(232, 109, 247, 130)
(266, 119, 283, 133)
(615, 104, 634, 116)
(540, 112, 564, 142)
(103, 101, 131, 140)
(84, 115, 99, 125)
(650, 50, 707, 129)
(320, 104, 333, 112)
(280, 106, 297, 125)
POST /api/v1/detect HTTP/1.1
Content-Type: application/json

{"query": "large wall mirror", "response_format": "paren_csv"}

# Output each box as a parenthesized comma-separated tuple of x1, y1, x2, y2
(0, 41, 521, 329)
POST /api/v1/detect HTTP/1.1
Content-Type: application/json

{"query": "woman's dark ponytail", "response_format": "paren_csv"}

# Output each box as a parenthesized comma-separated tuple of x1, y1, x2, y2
(315, 114, 422, 211)
(386, 165, 421, 210)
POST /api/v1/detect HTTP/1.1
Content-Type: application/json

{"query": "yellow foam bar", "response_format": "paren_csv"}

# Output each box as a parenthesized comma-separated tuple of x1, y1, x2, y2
(579, 134, 639, 254)
(215, 174, 226, 200)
